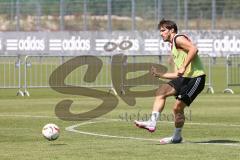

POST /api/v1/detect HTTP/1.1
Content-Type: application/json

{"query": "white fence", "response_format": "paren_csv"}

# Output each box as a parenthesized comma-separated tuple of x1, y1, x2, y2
(224, 54, 240, 94)
(23, 55, 115, 96)
(0, 55, 24, 96)
(0, 54, 214, 96)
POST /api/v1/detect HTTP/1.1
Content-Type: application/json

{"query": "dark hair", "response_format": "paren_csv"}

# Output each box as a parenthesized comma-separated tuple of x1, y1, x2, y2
(157, 19, 178, 33)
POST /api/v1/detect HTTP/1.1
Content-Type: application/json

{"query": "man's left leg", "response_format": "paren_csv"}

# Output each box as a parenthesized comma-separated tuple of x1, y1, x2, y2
(160, 100, 186, 144)
(134, 84, 176, 132)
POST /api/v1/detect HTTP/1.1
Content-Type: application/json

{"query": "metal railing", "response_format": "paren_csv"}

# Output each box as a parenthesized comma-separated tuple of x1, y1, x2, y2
(0, 55, 24, 96)
(223, 54, 240, 94)
(200, 54, 214, 94)
(0, 54, 214, 96)
(23, 55, 115, 96)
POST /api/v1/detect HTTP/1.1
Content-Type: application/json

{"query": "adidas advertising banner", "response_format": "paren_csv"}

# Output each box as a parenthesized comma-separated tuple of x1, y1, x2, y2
(0, 31, 239, 56)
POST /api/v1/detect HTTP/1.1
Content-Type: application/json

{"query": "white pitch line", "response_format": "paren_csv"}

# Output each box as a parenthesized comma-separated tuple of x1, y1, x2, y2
(196, 142, 240, 147)
(66, 119, 240, 147)
(0, 114, 57, 119)
(0, 128, 33, 130)
(175, 121, 240, 127)
(65, 120, 159, 142)
(1, 114, 240, 128)
(1, 114, 240, 146)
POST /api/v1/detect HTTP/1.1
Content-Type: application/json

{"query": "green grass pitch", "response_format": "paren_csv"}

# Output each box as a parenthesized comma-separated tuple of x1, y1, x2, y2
(0, 88, 240, 160)
(0, 56, 240, 160)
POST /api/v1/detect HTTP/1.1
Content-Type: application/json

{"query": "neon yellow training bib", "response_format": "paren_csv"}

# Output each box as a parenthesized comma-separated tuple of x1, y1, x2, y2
(172, 35, 205, 78)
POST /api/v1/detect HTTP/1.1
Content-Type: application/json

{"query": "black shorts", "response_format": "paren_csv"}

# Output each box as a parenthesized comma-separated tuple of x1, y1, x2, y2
(168, 75, 206, 106)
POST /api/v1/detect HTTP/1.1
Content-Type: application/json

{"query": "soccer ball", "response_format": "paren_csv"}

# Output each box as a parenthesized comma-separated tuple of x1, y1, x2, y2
(42, 123, 60, 141)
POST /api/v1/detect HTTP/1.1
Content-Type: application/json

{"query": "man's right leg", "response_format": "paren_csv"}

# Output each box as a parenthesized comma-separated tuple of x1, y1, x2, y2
(134, 84, 176, 132)
(159, 100, 186, 144)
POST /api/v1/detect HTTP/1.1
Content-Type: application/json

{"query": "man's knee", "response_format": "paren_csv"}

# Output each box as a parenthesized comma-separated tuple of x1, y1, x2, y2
(155, 84, 175, 98)
(173, 100, 186, 114)
(155, 89, 167, 99)
(173, 105, 184, 114)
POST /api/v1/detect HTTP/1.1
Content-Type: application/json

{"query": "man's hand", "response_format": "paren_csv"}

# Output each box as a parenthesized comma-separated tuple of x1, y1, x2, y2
(177, 66, 186, 77)
(151, 66, 161, 78)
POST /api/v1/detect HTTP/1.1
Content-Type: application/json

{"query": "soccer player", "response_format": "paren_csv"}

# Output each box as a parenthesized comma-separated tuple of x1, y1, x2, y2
(134, 19, 206, 144)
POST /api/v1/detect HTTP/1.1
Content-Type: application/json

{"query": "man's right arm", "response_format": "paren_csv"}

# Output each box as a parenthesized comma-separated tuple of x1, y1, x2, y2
(151, 66, 179, 79)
